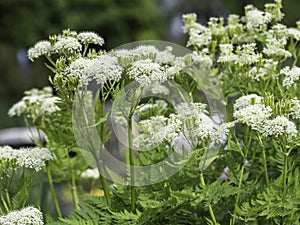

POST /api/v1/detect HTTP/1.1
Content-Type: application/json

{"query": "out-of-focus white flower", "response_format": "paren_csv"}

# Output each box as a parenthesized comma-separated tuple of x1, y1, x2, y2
(236, 43, 261, 66)
(134, 114, 182, 150)
(175, 102, 206, 118)
(53, 36, 82, 54)
(182, 13, 207, 34)
(187, 29, 212, 48)
(78, 31, 104, 45)
(81, 168, 99, 179)
(8, 87, 60, 119)
(218, 44, 236, 63)
(28, 40, 52, 62)
(262, 116, 297, 140)
(0, 206, 44, 225)
(208, 17, 226, 36)
(263, 37, 292, 59)
(281, 66, 300, 88)
(287, 28, 300, 41)
(0, 146, 18, 161)
(245, 6, 272, 30)
(290, 99, 300, 120)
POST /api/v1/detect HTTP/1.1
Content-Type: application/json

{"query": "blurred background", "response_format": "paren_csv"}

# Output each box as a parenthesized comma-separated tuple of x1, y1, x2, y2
(0, 0, 300, 130)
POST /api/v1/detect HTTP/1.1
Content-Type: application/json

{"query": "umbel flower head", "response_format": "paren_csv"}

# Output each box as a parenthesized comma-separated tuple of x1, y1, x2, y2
(0, 206, 44, 225)
(8, 87, 60, 120)
(0, 146, 53, 172)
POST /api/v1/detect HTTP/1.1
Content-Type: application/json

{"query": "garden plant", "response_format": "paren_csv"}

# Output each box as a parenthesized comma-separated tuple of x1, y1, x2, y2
(0, 0, 299, 224)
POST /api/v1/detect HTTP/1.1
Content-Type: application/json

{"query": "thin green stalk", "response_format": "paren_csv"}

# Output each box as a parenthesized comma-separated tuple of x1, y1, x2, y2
(5, 189, 11, 209)
(231, 127, 251, 225)
(71, 172, 80, 210)
(200, 172, 217, 225)
(97, 158, 111, 206)
(46, 164, 62, 218)
(128, 116, 136, 212)
(1, 194, 9, 212)
(282, 153, 288, 197)
(261, 145, 270, 186)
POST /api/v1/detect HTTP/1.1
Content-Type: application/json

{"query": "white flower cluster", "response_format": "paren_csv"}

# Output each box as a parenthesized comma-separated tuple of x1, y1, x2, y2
(244, 5, 272, 30)
(262, 116, 297, 139)
(28, 40, 52, 61)
(233, 94, 272, 131)
(233, 94, 298, 140)
(84, 55, 123, 85)
(290, 99, 300, 120)
(133, 115, 182, 150)
(0, 146, 53, 171)
(175, 103, 225, 145)
(78, 31, 104, 45)
(263, 33, 291, 59)
(53, 36, 82, 54)
(128, 59, 168, 87)
(218, 43, 260, 66)
(281, 66, 300, 88)
(0, 206, 44, 225)
(248, 59, 278, 81)
(8, 87, 60, 119)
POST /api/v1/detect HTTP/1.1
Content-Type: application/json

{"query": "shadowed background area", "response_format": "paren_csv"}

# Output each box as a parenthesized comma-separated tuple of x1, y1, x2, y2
(0, 0, 300, 129)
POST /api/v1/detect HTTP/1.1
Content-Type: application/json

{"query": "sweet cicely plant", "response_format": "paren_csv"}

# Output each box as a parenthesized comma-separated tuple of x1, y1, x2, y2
(0, 0, 299, 224)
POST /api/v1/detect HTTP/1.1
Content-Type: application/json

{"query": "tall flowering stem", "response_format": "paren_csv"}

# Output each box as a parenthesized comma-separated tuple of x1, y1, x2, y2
(128, 113, 136, 212)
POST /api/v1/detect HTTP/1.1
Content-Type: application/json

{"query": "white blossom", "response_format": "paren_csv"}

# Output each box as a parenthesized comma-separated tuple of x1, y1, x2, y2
(287, 28, 300, 41)
(64, 57, 91, 78)
(134, 115, 182, 150)
(53, 36, 82, 54)
(245, 7, 272, 30)
(175, 102, 206, 118)
(0, 206, 44, 225)
(82, 54, 123, 86)
(128, 59, 168, 86)
(263, 37, 292, 58)
(262, 116, 297, 140)
(78, 31, 104, 45)
(81, 168, 99, 179)
(187, 29, 212, 48)
(8, 87, 60, 118)
(290, 99, 300, 120)
(15, 147, 53, 172)
(218, 44, 236, 63)
(281, 66, 300, 88)
(233, 94, 263, 112)
(28, 40, 52, 61)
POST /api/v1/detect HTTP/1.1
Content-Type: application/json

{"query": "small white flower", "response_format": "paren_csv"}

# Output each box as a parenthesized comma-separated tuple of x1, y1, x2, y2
(81, 168, 99, 179)
(263, 37, 292, 58)
(236, 43, 261, 66)
(281, 66, 300, 88)
(175, 102, 206, 118)
(0, 146, 18, 161)
(28, 40, 52, 61)
(182, 13, 207, 34)
(65, 57, 91, 78)
(53, 36, 82, 54)
(262, 116, 297, 140)
(0, 206, 44, 225)
(187, 29, 212, 48)
(78, 31, 104, 45)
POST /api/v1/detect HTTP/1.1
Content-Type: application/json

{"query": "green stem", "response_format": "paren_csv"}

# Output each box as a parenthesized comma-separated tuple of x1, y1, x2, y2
(261, 145, 270, 186)
(5, 189, 11, 209)
(71, 172, 80, 210)
(46, 164, 62, 218)
(200, 172, 217, 225)
(0, 194, 9, 212)
(97, 161, 111, 206)
(282, 152, 288, 197)
(231, 127, 251, 225)
(128, 116, 136, 212)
